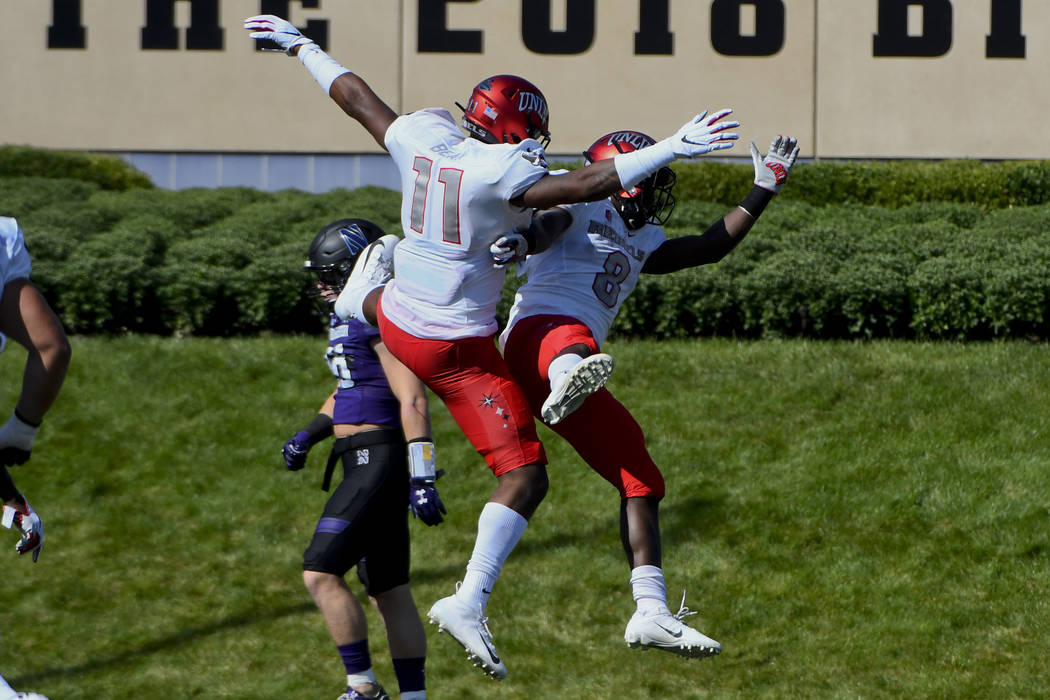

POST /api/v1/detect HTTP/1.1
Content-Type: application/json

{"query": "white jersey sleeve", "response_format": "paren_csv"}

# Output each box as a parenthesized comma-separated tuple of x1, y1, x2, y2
(381, 109, 550, 339)
(500, 200, 666, 348)
(0, 217, 32, 297)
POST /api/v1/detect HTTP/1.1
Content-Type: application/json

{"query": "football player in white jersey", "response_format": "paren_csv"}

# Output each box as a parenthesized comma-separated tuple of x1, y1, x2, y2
(245, 14, 741, 680)
(1, 216, 71, 700)
(495, 131, 799, 659)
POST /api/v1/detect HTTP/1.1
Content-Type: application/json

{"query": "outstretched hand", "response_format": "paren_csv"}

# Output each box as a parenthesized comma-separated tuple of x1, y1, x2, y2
(667, 110, 740, 159)
(751, 135, 800, 193)
(244, 14, 314, 54)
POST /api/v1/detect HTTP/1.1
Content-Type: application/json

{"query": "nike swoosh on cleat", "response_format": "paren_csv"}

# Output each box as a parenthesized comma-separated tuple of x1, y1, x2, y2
(654, 622, 683, 638)
(479, 633, 501, 664)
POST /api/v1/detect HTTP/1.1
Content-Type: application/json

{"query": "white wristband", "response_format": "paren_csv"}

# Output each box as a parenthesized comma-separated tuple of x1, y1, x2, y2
(298, 43, 351, 95)
(613, 139, 675, 190)
(407, 441, 437, 480)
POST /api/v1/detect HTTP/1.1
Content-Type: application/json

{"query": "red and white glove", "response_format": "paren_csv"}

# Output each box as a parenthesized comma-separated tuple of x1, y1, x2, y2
(751, 135, 800, 194)
(244, 14, 314, 54)
(2, 496, 43, 562)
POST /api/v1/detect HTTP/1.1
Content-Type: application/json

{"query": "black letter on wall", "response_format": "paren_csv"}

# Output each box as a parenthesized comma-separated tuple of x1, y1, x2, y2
(710, 0, 785, 56)
(142, 0, 224, 50)
(986, 0, 1025, 58)
(48, 0, 86, 49)
(873, 0, 952, 57)
(418, 0, 482, 52)
(522, 0, 595, 55)
(635, 0, 673, 55)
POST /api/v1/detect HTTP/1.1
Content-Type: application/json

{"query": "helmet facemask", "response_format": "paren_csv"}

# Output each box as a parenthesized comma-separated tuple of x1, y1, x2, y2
(613, 166, 677, 230)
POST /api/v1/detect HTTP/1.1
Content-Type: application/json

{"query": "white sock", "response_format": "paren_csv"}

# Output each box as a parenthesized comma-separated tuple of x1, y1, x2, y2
(630, 565, 670, 615)
(457, 502, 529, 613)
(347, 668, 378, 688)
(401, 692, 426, 700)
(547, 353, 584, 392)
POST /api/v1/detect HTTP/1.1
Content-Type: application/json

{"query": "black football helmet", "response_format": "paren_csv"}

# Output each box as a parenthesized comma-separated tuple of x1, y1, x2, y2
(304, 218, 386, 297)
(583, 130, 676, 230)
(457, 74, 551, 148)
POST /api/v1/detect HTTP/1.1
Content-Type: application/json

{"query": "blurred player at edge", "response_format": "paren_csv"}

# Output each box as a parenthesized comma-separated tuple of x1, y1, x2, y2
(245, 13, 739, 680)
(280, 219, 445, 700)
(495, 131, 800, 659)
(0, 216, 72, 700)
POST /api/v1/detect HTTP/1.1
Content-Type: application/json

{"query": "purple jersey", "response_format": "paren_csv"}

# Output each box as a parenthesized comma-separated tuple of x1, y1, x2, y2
(327, 314, 401, 428)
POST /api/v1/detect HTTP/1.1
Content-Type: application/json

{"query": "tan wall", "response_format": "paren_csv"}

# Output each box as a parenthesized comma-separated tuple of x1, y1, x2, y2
(0, 1, 1044, 158)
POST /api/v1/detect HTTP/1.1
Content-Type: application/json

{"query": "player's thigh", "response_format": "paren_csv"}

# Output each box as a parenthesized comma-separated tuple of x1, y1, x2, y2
(0, 279, 67, 354)
(554, 388, 665, 499)
(303, 440, 406, 578)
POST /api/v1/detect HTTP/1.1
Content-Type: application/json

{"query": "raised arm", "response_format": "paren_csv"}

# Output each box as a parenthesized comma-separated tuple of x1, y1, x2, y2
(513, 110, 740, 211)
(643, 135, 800, 274)
(244, 15, 397, 149)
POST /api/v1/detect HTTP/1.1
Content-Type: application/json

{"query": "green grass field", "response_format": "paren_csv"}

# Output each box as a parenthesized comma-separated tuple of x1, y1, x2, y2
(1, 336, 1048, 699)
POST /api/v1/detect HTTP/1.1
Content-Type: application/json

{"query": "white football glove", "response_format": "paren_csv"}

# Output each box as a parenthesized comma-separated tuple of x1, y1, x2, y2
(490, 232, 530, 267)
(665, 109, 740, 159)
(2, 497, 43, 562)
(751, 135, 800, 194)
(243, 14, 314, 54)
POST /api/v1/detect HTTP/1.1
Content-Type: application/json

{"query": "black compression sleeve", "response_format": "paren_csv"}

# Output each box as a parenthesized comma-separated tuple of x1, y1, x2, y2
(739, 185, 775, 219)
(303, 413, 334, 446)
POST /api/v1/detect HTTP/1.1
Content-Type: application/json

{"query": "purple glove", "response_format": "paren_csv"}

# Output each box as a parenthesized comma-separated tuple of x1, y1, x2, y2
(409, 476, 446, 526)
(282, 430, 311, 471)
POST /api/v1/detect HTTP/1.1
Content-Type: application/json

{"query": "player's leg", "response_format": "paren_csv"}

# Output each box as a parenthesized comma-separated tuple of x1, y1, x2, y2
(506, 318, 720, 657)
(0, 279, 71, 424)
(302, 434, 403, 699)
(377, 306, 543, 679)
(357, 443, 427, 700)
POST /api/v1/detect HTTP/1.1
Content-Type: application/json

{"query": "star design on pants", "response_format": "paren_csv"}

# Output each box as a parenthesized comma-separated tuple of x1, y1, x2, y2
(479, 394, 510, 429)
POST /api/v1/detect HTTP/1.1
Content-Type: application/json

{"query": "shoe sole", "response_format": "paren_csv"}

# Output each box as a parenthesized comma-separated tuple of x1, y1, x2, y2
(427, 612, 508, 680)
(541, 353, 614, 425)
(625, 638, 722, 659)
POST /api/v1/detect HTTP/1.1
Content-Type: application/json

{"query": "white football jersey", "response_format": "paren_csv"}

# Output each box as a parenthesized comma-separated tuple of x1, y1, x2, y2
(0, 217, 31, 295)
(381, 108, 550, 340)
(500, 199, 667, 348)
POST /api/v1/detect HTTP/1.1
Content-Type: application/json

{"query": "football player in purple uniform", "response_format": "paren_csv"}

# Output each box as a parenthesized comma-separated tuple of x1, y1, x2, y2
(495, 132, 799, 659)
(281, 219, 443, 700)
(1, 216, 71, 700)
(245, 13, 739, 680)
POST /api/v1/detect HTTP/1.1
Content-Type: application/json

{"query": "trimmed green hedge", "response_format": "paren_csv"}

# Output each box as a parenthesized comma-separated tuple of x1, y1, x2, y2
(0, 146, 154, 191)
(6, 147, 1050, 339)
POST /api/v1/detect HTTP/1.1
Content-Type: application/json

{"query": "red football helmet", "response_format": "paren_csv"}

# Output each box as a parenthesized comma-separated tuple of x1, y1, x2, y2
(584, 130, 676, 230)
(458, 75, 551, 148)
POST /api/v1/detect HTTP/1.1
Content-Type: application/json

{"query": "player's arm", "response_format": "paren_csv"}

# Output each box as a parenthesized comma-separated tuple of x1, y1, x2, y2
(282, 392, 335, 471)
(643, 135, 800, 275)
(513, 110, 740, 211)
(244, 15, 397, 149)
(373, 339, 446, 526)
(490, 207, 574, 266)
(0, 279, 71, 467)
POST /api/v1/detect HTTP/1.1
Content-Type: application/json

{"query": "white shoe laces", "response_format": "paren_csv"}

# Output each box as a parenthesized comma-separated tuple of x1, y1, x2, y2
(673, 590, 699, 623)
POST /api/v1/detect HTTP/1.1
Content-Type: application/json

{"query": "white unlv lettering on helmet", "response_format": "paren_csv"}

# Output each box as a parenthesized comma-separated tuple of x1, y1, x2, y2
(606, 131, 654, 150)
(517, 92, 548, 121)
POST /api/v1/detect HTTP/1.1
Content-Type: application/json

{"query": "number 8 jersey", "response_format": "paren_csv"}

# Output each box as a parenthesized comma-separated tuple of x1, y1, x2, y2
(381, 108, 550, 341)
(500, 199, 667, 349)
